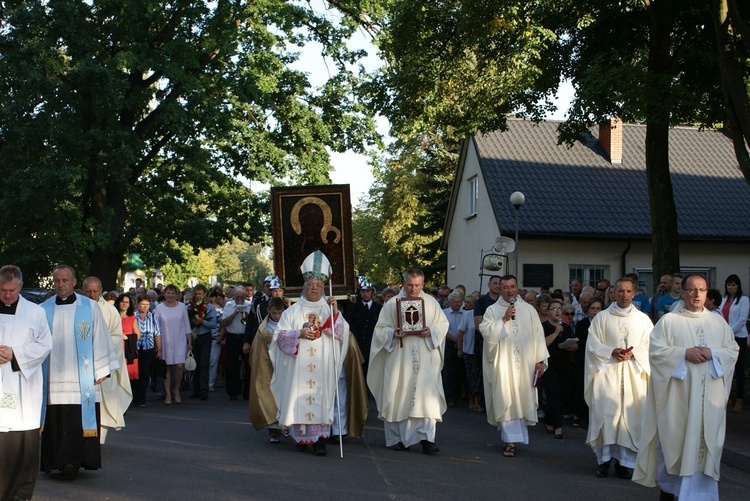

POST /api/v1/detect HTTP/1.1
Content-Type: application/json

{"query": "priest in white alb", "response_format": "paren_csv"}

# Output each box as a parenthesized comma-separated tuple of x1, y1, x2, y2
(40, 265, 117, 478)
(633, 274, 738, 500)
(269, 251, 349, 457)
(82, 276, 132, 444)
(367, 268, 449, 455)
(585, 277, 652, 479)
(480, 274, 548, 458)
(0, 265, 53, 500)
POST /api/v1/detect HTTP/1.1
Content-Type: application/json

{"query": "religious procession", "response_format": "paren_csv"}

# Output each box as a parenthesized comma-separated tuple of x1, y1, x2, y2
(2, 248, 749, 501)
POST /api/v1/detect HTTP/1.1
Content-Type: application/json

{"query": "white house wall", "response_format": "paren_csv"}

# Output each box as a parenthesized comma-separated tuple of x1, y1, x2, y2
(446, 142, 503, 293)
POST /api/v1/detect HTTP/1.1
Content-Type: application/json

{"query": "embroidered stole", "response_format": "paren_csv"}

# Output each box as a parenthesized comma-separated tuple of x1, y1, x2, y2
(41, 294, 98, 437)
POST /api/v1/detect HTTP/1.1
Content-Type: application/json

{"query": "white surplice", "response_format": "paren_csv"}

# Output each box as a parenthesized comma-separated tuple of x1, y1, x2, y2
(0, 297, 53, 432)
(96, 297, 131, 434)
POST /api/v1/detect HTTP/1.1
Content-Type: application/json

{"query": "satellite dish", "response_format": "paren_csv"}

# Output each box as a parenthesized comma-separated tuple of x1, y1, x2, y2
(492, 236, 515, 254)
(482, 254, 506, 272)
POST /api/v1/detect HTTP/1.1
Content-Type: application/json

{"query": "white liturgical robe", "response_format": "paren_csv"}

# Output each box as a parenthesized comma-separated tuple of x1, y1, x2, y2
(47, 297, 117, 406)
(96, 297, 131, 432)
(0, 297, 52, 432)
(584, 304, 652, 463)
(367, 288, 449, 447)
(480, 296, 548, 433)
(633, 307, 738, 499)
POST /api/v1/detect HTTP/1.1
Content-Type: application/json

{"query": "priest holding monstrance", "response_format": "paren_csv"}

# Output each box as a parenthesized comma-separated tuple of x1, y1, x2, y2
(367, 268, 449, 454)
(269, 251, 349, 457)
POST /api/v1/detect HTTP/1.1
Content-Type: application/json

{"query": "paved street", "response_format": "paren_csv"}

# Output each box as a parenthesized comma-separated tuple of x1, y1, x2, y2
(33, 391, 750, 500)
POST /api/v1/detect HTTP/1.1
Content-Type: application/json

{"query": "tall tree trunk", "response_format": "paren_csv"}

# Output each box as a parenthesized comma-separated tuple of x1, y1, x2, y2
(713, 0, 750, 183)
(89, 248, 124, 291)
(646, 0, 681, 290)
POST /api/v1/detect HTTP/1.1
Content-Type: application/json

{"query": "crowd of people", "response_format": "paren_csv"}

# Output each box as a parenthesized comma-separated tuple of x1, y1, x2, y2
(0, 260, 747, 501)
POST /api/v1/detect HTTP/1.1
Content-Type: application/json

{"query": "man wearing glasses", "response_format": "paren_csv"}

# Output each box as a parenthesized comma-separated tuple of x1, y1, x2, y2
(634, 274, 738, 500)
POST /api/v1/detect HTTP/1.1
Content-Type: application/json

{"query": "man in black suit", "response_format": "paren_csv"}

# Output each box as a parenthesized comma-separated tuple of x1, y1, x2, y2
(344, 277, 382, 376)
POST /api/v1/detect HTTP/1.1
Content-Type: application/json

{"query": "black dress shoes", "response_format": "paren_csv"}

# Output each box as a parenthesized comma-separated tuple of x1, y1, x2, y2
(313, 441, 327, 456)
(392, 442, 409, 451)
(614, 462, 633, 479)
(595, 460, 611, 478)
(420, 440, 440, 455)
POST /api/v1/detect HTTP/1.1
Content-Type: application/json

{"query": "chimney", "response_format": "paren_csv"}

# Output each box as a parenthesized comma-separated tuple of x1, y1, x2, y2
(599, 118, 622, 164)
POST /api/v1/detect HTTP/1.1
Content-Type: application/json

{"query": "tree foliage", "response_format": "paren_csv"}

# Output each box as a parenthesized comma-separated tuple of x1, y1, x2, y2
(0, 0, 377, 288)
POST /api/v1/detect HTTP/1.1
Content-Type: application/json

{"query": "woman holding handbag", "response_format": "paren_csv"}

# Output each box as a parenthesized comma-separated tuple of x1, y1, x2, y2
(720, 274, 750, 413)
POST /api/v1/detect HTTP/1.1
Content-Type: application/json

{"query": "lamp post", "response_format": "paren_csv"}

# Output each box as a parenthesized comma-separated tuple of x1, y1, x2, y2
(509, 191, 525, 278)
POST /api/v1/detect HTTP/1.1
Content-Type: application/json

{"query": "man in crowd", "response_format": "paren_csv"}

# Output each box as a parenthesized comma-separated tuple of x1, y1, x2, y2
(585, 277, 652, 479)
(650, 273, 672, 318)
(243, 276, 273, 399)
(221, 285, 249, 401)
(0, 265, 52, 500)
(634, 274, 738, 500)
(625, 273, 651, 315)
(40, 265, 118, 478)
(442, 291, 465, 407)
(188, 284, 218, 401)
(437, 285, 452, 308)
(596, 279, 610, 301)
(655, 273, 683, 319)
(474, 275, 502, 333)
(368, 268, 449, 454)
(570, 277, 584, 305)
(344, 277, 381, 377)
(81, 276, 131, 443)
(480, 275, 548, 458)
(270, 251, 349, 456)
(573, 291, 593, 328)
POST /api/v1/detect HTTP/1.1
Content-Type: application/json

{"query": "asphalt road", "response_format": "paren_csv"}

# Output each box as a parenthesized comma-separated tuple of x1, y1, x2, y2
(33, 391, 750, 501)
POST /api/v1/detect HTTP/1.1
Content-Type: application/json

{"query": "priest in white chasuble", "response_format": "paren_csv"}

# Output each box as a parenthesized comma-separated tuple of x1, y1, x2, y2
(633, 274, 738, 500)
(269, 251, 349, 457)
(367, 268, 449, 455)
(480, 274, 548, 458)
(0, 265, 53, 500)
(40, 265, 117, 478)
(585, 277, 652, 479)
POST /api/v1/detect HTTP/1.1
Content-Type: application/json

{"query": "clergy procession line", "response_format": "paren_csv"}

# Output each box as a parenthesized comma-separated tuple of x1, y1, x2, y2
(0, 259, 745, 501)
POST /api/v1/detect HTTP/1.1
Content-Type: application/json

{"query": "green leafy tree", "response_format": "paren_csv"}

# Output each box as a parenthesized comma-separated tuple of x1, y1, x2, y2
(0, 0, 377, 288)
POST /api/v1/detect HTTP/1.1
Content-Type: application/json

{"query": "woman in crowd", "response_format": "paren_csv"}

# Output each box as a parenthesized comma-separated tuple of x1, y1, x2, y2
(573, 297, 604, 427)
(381, 286, 399, 304)
(155, 284, 192, 405)
(116, 293, 141, 388)
(605, 286, 616, 308)
(561, 304, 576, 326)
(540, 299, 577, 439)
(720, 274, 749, 413)
(457, 294, 483, 412)
(134, 295, 162, 407)
(536, 293, 552, 324)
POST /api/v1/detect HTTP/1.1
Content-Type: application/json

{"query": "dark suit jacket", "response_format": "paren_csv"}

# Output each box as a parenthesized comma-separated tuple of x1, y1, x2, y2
(344, 300, 382, 369)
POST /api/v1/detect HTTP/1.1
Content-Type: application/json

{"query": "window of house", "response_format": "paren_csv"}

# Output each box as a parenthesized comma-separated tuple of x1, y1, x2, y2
(569, 265, 609, 289)
(523, 264, 553, 288)
(467, 176, 478, 217)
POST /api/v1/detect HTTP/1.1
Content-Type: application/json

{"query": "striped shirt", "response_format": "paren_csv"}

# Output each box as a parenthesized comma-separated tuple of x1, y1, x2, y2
(136, 310, 161, 350)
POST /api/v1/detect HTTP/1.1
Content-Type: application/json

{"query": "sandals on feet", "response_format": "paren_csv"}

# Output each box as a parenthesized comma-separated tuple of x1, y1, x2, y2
(502, 443, 516, 457)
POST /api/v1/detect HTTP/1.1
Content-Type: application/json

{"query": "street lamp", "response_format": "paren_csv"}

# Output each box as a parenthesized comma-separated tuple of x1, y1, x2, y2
(509, 191, 525, 278)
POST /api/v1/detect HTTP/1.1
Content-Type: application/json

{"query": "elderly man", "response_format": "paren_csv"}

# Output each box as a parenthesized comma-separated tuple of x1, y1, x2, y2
(368, 268, 449, 454)
(221, 285, 250, 401)
(585, 278, 652, 479)
(633, 275, 738, 500)
(40, 265, 117, 478)
(270, 251, 349, 456)
(81, 276, 131, 443)
(480, 274, 548, 458)
(0, 265, 53, 500)
(442, 291, 465, 407)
